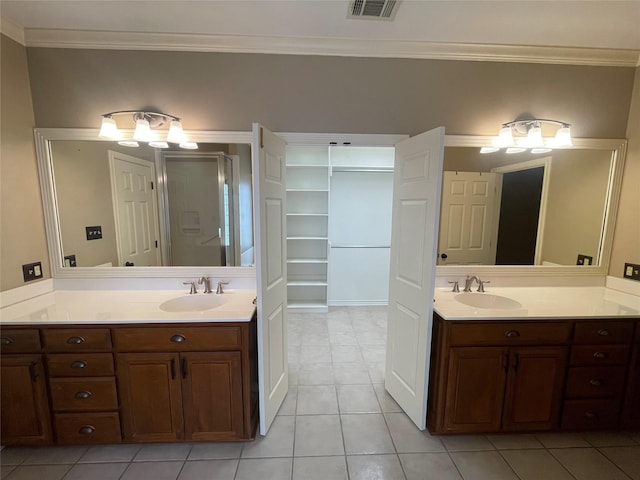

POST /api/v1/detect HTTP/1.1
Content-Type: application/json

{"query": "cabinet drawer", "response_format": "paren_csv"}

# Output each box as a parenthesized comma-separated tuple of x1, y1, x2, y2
(113, 326, 241, 352)
(47, 353, 114, 377)
(448, 322, 570, 346)
(565, 366, 627, 399)
(54, 412, 121, 444)
(42, 329, 112, 352)
(0, 329, 41, 353)
(561, 399, 620, 430)
(570, 345, 630, 366)
(573, 321, 634, 345)
(50, 378, 118, 411)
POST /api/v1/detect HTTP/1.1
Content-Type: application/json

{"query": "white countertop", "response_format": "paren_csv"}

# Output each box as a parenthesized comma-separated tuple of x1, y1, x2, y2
(0, 289, 257, 325)
(434, 286, 640, 320)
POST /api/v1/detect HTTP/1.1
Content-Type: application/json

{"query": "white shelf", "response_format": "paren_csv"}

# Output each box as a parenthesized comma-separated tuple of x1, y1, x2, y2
(287, 302, 328, 312)
(287, 281, 328, 286)
(286, 164, 329, 168)
(286, 189, 329, 192)
(287, 258, 329, 264)
(287, 236, 328, 240)
(286, 213, 328, 217)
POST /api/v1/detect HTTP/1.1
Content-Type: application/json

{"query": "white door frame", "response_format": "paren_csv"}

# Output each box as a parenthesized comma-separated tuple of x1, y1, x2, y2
(491, 157, 551, 266)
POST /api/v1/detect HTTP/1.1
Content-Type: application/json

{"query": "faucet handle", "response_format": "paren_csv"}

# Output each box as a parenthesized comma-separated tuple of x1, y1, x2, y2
(183, 281, 198, 294)
(448, 281, 460, 293)
(216, 280, 229, 294)
(477, 280, 491, 292)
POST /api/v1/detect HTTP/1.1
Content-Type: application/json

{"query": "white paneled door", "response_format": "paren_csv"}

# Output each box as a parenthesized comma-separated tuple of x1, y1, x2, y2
(109, 151, 161, 267)
(385, 127, 445, 430)
(438, 171, 499, 265)
(252, 124, 289, 435)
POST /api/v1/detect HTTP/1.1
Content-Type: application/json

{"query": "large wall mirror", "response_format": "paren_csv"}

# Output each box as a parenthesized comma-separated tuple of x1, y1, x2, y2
(35, 130, 626, 280)
(35, 129, 255, 279)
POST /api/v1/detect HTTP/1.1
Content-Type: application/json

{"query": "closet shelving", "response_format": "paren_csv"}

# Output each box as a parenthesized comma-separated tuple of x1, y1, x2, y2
(285, 146, 330, 311)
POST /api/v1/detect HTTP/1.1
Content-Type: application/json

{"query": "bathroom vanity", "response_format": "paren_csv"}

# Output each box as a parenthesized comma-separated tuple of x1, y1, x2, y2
(0, 290, 258, 446)
(428, 287, 640, 434)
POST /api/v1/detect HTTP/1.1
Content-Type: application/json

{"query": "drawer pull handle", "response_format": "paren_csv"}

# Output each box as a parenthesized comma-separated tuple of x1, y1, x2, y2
(78, 425, 95, 435)
(589, 379, 603, 387)
(75, 390, 92, 400)
(596, 329, 610, 336)
(170, 334, 186, 343)
(505, 330, 520, 338)
(584, 411, 598, 420)
(71, 360, 88, 369)
(67, 336, 85, 344)
(593, 351, 608, 359)
(1, 336, 14, 345)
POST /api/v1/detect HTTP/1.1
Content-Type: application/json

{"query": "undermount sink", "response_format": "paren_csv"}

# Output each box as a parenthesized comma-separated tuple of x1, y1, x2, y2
(160, 294, 229, 313)
(454, 293, 523, 310)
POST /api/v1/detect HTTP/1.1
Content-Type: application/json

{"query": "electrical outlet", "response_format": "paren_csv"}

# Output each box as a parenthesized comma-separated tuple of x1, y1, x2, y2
(64, 254, 77, 267)
(86, 226, 103, 240)
(22, 261, 43, 282)
(577, 254, 593, 266)
(623, 262, 640, 281)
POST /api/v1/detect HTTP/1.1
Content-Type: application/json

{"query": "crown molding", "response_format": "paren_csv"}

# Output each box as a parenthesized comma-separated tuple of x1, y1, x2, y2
(23, 28, 640, 67)
(1, 16, 25, 45)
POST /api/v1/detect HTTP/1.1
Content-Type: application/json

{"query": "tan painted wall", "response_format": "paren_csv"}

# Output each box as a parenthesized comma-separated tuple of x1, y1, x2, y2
(541, 150, 611, 265)
(1, 42, 638, 290)
(0, 36, 50, 291)
(609, 67, 640, 278)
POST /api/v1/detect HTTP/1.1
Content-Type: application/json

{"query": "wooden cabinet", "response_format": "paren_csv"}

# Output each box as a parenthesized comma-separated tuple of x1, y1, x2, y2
(0, 355, 52, 446)
(429, 314, 639, 435)
(0, 317, 257, 446)
(115, 323, 255, 443)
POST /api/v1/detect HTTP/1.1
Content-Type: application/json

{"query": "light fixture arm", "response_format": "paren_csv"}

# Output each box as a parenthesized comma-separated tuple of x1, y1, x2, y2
(502, 118, 571, 134)
(101, 110, 181, 129)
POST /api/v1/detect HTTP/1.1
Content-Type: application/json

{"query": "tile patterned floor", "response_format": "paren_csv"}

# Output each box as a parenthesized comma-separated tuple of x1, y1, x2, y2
(2, 307, 640, 479)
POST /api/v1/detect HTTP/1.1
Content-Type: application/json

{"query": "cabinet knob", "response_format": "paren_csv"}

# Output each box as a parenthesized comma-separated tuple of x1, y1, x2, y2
(593, 351, 608, 359)
(1, 336, 14, 345)
(589, 379, 603, 387)
(505, 330, 520, 338)
(584, 411, 598, 420)
(596, 329, 610, 336)
(78, 425, 95, 435)
(170, 334, 186, 343)
(71, 360, 88, 369)
(75, 390, 92, 400)
(66, 336, 85, 344)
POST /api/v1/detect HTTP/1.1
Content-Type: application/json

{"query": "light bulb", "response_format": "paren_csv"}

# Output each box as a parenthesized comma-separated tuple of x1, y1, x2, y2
(133, 118, 152, 142)
(497, 126, 514, 147)
(167, 120, 186, 144)
(98, 117, 119, 139)
(526, 123, 544, 147)
(554, 126, 572, 147)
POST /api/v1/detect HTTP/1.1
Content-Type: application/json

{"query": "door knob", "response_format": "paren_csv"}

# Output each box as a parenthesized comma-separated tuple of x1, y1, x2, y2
(440, 253, 448, 259)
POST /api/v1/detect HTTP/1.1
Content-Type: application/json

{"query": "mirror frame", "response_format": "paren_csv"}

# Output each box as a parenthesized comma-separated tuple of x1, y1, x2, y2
(440, 135, 627, 278)
(35, 129, 627, 280)
(35, 128, 256, 279)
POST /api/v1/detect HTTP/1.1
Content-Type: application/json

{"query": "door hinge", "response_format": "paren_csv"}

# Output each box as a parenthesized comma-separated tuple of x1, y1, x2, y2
(151, 181, 154, 190)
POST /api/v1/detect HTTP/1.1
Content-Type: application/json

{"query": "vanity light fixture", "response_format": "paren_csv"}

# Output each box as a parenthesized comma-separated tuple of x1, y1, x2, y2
(98, 110, 197, 150)
(484, 118, 572, 154)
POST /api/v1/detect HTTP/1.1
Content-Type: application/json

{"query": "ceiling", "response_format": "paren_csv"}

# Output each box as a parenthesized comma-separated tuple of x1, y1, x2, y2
(1, 1, 640, 66)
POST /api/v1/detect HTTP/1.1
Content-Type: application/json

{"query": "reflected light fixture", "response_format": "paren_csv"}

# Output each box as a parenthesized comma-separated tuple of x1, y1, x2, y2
(98, 110, 197, 150)
(483, 118, 572, 154)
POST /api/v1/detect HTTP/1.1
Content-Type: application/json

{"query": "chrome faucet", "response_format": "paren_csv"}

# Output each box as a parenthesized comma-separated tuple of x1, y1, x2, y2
(183, 281, 198, 294)
(198, 276, 213, 294)
(216, 280, 229, 294)
(463, 276, 480, 292)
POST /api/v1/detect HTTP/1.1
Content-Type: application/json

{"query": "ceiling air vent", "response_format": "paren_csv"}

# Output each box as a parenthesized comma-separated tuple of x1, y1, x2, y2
(348, 0, 400, 20)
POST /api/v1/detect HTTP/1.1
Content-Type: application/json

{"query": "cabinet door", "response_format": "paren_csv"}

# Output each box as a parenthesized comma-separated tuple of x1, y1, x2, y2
(622, 345, 640, 428)
(444, 347, 507, 433)
(117, 353, 183, 442)
(0, 355, 52, 445)
(502, 347, 567, 431)
(181, 352, 244, 441)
